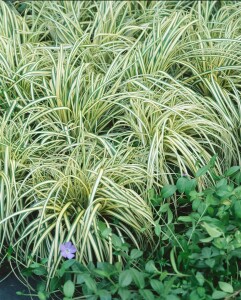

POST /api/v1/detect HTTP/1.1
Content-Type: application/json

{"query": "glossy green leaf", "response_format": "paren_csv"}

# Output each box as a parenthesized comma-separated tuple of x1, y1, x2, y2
(139, 289, 155, 300)
(84, 276, 97, 293)
(176, 177, 189, 193)
(50, 277, 59, 292)
(154, 223, 161, 237)
(161, 185, 177, 198)
(218, 281, 233, 293)
(195, 272, 205, 286)
(119, 270, 132, 287)
(201, 222, 223, 238)
(225, 166, 240, 177)
(112, 234, 123, 249)
(185, 179, 197, 195)
(130, 249, 143, 260)
(98, 290, 112, 300)
(93, 269, 109, 278)
(37, 292, 47, 300)
(62, 259, 76, 270)
(63, 280, 75, 298)
(130, 268, 145, 289)
(178, 216, 193, 222)
(212, 290, 228, 299)
(32, 267, 47, 276)
(118, 288, 131, 300)
(234, 200, 241, 218)
(145, 260, 158, 274)
(150, 279, 163, 294)
(101, 228, 112, 238)
(195, 165, 209, 177)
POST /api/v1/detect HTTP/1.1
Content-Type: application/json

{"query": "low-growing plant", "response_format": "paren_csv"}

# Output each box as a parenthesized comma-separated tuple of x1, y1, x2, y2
(1, 0, 241, 282)
(15, 159, 241, 300)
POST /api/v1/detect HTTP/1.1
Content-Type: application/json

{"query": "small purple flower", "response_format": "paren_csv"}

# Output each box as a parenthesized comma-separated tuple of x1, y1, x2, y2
(182, 173, 188, 177)
(60, 241, 77, 259)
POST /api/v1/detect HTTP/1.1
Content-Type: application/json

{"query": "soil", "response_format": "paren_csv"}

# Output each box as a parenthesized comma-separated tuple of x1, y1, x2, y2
(0, 263, 38, 300)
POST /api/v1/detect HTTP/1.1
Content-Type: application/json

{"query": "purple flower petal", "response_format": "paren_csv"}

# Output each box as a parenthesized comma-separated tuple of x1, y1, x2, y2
(60, 244, 66, 252)
(69, 245, 77, 253)
(60, 241, 77, 259)
(65, 241, 72, 248)
(66, 252, 75, 259)
(61, 251, 68, 258)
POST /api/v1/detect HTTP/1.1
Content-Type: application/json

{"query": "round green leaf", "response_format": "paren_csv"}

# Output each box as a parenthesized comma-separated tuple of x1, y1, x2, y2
(176, 177, 189, 193)
(93, 269, 109, 278)
(154, 222, 161, 237)
(63, 280, 75, 298)
(150, 279, 163, 294)
(212, 290, 228, 299)
(119, 270, 132, 287)
(118, 288, 131, 300)
(130, 249, 143, 260)
(130, 268, 145, 289)
(234, 200, 241, 219)
(195, 165, 209, 177)
(37, 292, 47, 300)
(161, 185, 177, 199)
(98, 290, 112, 300)
(185, 179, 197, 195)
(225, 166, 240, 177)
(84, 276, 97, 293)
(139, 289, 155, 300)
(195, 272, 205, 286)
(218, 282, 233, 293)
(32, 267, 47, 276)
(62, 259, 76, 270)
(201, 222, 223, 238)
(145, 260, 158, 274)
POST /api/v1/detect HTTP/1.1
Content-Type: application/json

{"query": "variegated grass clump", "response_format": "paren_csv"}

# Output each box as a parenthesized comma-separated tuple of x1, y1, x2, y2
(0, 0, 240, 288)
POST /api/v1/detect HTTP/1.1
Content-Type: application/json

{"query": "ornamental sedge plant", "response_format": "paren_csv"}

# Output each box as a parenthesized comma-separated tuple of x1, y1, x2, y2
(0, 0, 240, 292)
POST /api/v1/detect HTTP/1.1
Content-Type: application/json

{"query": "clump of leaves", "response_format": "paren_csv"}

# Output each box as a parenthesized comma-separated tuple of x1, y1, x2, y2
(151, 156, 241, 300)
(17, 158, 241, 300)
(1, 0, 241, 280)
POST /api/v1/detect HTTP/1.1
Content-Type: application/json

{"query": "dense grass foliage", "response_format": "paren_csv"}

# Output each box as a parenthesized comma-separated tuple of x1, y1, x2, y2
(0, 0, 241, 290)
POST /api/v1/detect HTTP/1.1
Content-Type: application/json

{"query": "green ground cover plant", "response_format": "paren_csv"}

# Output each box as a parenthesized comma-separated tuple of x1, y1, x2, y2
(0, 0, 240, 299)
(16, 159, 241, 299)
